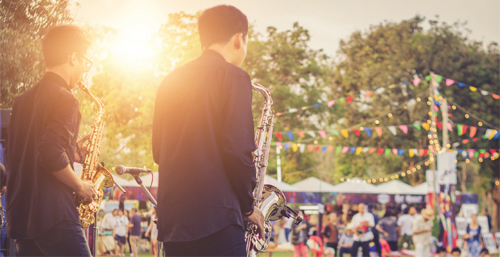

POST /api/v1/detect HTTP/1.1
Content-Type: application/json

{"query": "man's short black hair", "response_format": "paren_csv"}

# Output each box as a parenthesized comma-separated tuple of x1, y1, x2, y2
(480, 248, 489, 254)
(42, 25, 91, 67)
(436, 247, 446, 253)
(451, 247, 461, 253)
(198, 5, 248, 48)
(131, 207, 137, 212)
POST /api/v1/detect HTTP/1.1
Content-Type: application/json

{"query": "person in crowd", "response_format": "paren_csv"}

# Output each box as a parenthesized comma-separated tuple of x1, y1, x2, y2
(397, 207, 414, 250)
(124, 209, 131, 254)
(451, 247, 461, 257)
(0, 163, 6, 195)
(368, 204, 382, 256)
(113, 209, 129, 257)
(376, 210, 398, 251)
(412, 208, 434, 257)
(5, 24, 96, 256)
(350, 203, 375, 257)
(285, 216, 294, 242)
(99, 209, 118, 256)
(291, 210, 310, 257)
(464, 213, 482, 257)
(322, 212, 339, 254)
(435, 246, 447, 257)
(129, 208, 142, 257)
(145, 206, 158, 257)
(338, 223, 355, 257)
(480, 248, 489, 257)
(482, 210, 492, 232)
(151, 5, 265, 256)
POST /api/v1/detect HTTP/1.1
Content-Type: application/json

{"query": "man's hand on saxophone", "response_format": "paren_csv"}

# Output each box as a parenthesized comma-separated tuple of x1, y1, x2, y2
(245, 206, 266, 240)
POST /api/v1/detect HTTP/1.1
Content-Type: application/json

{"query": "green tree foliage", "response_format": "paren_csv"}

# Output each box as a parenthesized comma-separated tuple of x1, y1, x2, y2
(0, 0, 73, 107)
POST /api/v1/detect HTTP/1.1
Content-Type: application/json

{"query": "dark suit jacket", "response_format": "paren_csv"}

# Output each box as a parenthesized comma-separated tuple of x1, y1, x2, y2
(153, 50, 257, 242)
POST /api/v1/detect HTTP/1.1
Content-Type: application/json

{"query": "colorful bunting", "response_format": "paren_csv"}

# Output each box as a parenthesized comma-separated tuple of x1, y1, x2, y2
(369, 148, 377, 153)
(346, 96, 354, 104)
(307, 131, 316, 138)
(413, 78, 421, 86)
(413, 124, 421, 130)
(318, 130, 326, 139)
(341, 146, 349, 153)
(327, 100, 335, 107)
(296, 131, 305, 138)
(307, 145, 314, 152)
(353, 129, 361, 137)
(422, 123, 430, 131)
(375, 127, 383, 137)
(388, 126, 397, 136)
(286, 132, 294, 141)
(356, 147, 363, 154)
(341, 129, 348, 138)
(300, 144, 305, 153)
(314, 145, 321, 152)
(378, 148, 384, 155)
(399, 125, 408, 134)
(275, 132, 283, 141)
(365, 91, 373, 98)
(365, 128, 372, 137)
(446, 79, 455, 86)
(470, 126, 477, 138)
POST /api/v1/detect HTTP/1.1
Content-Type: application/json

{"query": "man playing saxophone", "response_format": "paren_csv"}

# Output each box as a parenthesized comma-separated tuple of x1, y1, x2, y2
(6, 25, 97, 256)
(152, 5, 265, 256)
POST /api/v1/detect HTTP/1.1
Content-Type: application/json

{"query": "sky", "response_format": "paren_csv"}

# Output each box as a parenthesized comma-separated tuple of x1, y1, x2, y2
(71, 0, 500, 57)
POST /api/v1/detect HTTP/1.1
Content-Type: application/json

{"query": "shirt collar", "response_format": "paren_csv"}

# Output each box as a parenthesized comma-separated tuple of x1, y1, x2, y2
(201, 49, 226, 62)
(41, 72, 71, 91)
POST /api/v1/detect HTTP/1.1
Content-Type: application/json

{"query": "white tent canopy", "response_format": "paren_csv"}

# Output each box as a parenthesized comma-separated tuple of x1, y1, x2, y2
(264, 175, 299, 192)
(412, 183, 428, 195)
(376, 180, 417, 195)
(138, 172, 159, 187)
(111, 174, 137, 187)
(332, 177, 382, 194)
(292, 177, 339, 192)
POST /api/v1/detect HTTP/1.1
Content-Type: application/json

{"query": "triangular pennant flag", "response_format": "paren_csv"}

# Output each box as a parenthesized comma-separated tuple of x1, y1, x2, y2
(286, 132, 294, 141)
(384, 149, 391, 156)
(314, 103, 322, 108)
(321, 146, 328, 152)
(469, 126, 477, 138)
(300, 144, 306, 153)
(413, 124, 421, 130)
(276, 142, 282, 147)
(327, 100, 335, 107)
(425, 75, 431, 81)
(350, 147, 356, 153)
(473, 137, 479, 142)
(409, 150, 415, 157)
(447, 123, 453, 132)
(484, 129, 493, 139)
(296, 131, 305, 138)
(369, 148, 377, 153)
(458, 82, 466, 87)
(292, 143, 298, 152)
(362, 147, 369, 153)
(413, 149, 419, 156)
(398, 149, 405, 156)
(474, 151, 479, 158)
(307, 145, 314, 152)
(422, 123, 430, 131)
(284, 143, 290, 150)
(392, 149, 398, 155)
(346, 96, 354, 104)
(462, 139, 470, 144)
(435, 75, 443, 83)
(341, 129, 348, 138)
(353, 129, 361, 137)
(424, 149, 429, 156)
(419, 149, 425, 156)
(413, 78, 421, 86)
(388, 126, 397, 136)
(365, 128, 372, 137)
(469, 86, 477, 92)
(314, 145, 321, 152)
(318, 130, 326, 139)
(490, 149, 497, 154)
(493, 94, 500, 99)
(493, 131, 500, 140)
(301, 106, 310, 110)
(356, 147, 363, 155)
(488, 130, 497, 140)
(288, 108, 298, 113)
(399, 125, 408, 134)
(437, 122, 443, 129)
(377, 148, 384, 155)
(330, 130, 339, 136)
(275, 113, 284, 116)
(327, 146, 334, 152)
(339, 97, 346, 103)
(336, 146, 341, 153)
(459, 125, 468, 136)
(341, 146, 349, 153)
(365, 91, 373, 98)
(480, 90, 489, 96)
(446, 78, 455, 86)
(468, 149, 475, 157)
(375, 127, 383, 137)
(307, 131, 316, 138)
(275, 132, 283, 141)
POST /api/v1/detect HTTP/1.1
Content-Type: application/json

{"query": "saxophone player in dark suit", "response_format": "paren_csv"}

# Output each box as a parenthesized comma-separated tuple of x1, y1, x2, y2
(152, 5, 266, 256)
(5, 25, 97, 256)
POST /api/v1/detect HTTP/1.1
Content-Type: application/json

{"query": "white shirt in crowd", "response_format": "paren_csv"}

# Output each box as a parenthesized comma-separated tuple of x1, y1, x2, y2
(101, 213, 116, 231)
(114, 216, 129, 237)
(284, 217, 294, 230)
(397, 214, 414, 236)
(412, 215, 433, 246)
(351, 211, 375, 242)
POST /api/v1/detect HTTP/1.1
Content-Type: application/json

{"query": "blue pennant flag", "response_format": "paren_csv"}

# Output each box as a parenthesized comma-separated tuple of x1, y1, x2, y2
(286, 132, 294, 141)
(350, 147, 356, 153)
(284, 143, 290, 150)
(314, 103, 322, 108)
(398, 149, 405, 156)
(321, 146, 328, 152)
(458, 82, 466, 87)
(434, 100, 440, 107)
(365, 128, 372, 137)
(493, 131, 500, 140)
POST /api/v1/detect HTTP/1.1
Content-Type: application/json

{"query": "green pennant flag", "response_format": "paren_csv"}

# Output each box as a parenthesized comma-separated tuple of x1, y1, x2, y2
(433, 111, 438, 117)
(425, 75, 431, 81)
(479, 149, 486, 153)
(330, 130, 339, 136)
(457, 125, 463, 136)
(271, 142, 276, 146)
(474, 152, 479, 158)
(435, 75, 443, 83)
(384, 148, 391, 156)
(413, 124, 421, 130)
(336, 146, 341, 154)
(339, 97, 346, 103)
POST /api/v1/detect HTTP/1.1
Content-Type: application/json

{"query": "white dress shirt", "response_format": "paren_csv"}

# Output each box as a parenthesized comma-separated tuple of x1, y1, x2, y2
(351, 211, 375, 242)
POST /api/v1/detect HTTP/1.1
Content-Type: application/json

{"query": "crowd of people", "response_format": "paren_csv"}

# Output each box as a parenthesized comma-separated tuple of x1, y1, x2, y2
(271, 203, 494, 257)
(96, 206, 158, 257)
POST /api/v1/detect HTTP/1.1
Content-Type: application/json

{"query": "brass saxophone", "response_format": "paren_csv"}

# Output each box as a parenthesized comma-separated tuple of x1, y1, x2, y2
(246, 84, 303, 257)
(75, 82, 117, 228)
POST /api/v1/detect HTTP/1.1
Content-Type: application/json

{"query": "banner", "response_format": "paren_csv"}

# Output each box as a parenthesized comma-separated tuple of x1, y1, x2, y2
(437, 151, 458, 185)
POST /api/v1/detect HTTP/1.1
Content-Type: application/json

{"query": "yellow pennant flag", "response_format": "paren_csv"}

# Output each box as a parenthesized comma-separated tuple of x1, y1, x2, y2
(409, 150, 414, 157)
(489, 130, 497, 140)
(356, 147, 363, 155)
(469, 86, 477, 92)
(341, 129, 348, 138)
(292, 143, 298, 152)
(422, 123, 430, 131)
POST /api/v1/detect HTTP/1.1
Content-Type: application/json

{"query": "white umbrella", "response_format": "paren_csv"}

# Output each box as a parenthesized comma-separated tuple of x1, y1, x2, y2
(292, 177, 339, 192)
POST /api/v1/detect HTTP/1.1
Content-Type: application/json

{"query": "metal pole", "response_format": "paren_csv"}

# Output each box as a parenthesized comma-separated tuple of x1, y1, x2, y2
(277, 146, 282, 182)
(430, 72, 437, 209)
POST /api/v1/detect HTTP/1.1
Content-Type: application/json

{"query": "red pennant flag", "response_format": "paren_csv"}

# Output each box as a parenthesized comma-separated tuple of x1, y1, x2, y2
(419, 149, 425, 156)
(437, 122, 443, 129)
(473, 137, 479, 142)
(275, 132, 283, 141)
(346, 96, 354, 104)
(479, 153, 484, 158)
(399, 125, 408, 134)
(327, 146, 334, 152)
(424, 149, 429, 156)
(377, 148, 384, 155)
(365, 91, 373, 98)
(369, 148, 377, 153)
(296, 131, 305, 138)
(318, 130, 327, 139)
(490, 149, 497, 154)
(276, 113, 284, 116)
(307, 145, 314, 152)
(470, 126, 477, 138)
(484, 152, 490, 158)
(462, 139, 470, 144)
(493, 94, 500, 99)
(314, 145, 321, 152)
(461, 125, 468, 136)
(353, 129, 361, 137)
(375, 127, 383, 137)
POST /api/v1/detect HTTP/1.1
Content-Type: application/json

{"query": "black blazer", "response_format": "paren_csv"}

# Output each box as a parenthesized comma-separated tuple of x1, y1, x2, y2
(153, 50, 257, 242)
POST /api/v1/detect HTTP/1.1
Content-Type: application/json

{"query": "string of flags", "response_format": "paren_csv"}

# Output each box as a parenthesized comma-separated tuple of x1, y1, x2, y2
(273, 123, 500, 141)
(418, 74, 500, 100)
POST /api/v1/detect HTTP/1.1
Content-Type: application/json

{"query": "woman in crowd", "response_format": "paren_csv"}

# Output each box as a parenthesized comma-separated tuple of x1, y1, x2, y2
(124, 209, 132, 254)
(113, 209, 129, 257)
(376, 210, 399, 251)
(464, 213, 482, 257)
(291, 210, 310, 257)
(145, 206, 158, 257)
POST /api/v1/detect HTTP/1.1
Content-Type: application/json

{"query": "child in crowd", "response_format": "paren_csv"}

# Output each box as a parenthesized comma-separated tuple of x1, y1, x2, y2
(338, 223, 355, 256)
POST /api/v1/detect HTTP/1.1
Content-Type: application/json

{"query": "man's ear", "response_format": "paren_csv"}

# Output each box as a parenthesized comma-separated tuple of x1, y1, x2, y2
(233, 33, 243, 50)
(68, 52, 78, 67)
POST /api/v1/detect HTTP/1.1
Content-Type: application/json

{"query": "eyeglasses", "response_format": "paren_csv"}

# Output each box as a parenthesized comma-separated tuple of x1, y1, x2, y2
(79, 55, 93, 72)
